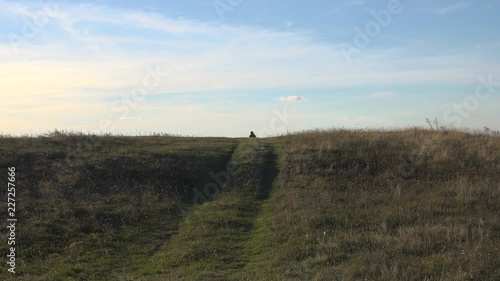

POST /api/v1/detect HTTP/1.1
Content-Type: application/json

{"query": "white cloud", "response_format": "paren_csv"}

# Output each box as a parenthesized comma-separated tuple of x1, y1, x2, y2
(436, 2, 470, 15)
(1, 1, 494, 95)
(280, 96, 307, 102)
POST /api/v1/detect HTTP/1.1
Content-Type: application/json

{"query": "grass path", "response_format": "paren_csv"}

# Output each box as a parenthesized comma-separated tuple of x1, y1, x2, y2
(143, 139, 278, 280)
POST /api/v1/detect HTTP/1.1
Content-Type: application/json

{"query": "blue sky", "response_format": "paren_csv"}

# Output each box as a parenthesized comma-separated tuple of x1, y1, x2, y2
(0, 0, 499, 137)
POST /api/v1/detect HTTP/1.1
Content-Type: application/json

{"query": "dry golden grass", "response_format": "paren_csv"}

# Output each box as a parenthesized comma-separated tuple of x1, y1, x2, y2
(243, 128, 499, 280)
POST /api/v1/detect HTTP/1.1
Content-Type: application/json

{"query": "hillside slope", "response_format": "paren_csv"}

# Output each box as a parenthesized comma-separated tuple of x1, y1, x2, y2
(242, 129, 500, 280)
(0, 129, 499, 280)
(0, 135, 239, 280)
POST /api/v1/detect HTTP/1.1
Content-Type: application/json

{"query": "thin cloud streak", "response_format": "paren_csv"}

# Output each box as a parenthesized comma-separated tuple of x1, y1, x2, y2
(436, 1, 470, 15)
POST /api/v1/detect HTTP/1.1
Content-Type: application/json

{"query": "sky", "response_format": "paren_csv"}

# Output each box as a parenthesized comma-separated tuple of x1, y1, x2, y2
(0, 0, 499, 137)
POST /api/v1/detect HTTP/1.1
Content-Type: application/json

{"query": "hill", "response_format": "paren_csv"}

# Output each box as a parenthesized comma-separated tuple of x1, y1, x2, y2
(0, 129, 499, 280)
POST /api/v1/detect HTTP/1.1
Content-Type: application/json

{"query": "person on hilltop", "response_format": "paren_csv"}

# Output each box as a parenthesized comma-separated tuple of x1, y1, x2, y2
(249, 131, 257, 138)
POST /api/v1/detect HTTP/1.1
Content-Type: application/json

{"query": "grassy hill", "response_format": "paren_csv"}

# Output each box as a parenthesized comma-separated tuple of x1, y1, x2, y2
(0, 129, 499, 280)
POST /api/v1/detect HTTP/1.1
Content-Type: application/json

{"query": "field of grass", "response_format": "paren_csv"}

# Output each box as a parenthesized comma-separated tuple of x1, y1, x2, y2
(0, 128, 499, 280)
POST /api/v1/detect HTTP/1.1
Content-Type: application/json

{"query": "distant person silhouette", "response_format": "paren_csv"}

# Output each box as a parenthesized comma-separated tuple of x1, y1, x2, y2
(249, 131, 256, 138)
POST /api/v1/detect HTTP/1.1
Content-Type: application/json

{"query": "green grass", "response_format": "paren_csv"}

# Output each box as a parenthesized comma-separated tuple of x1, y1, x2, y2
(0, 135, 239, 280)
(144, 139, 278, 280)
(0, 129, 499, 280)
